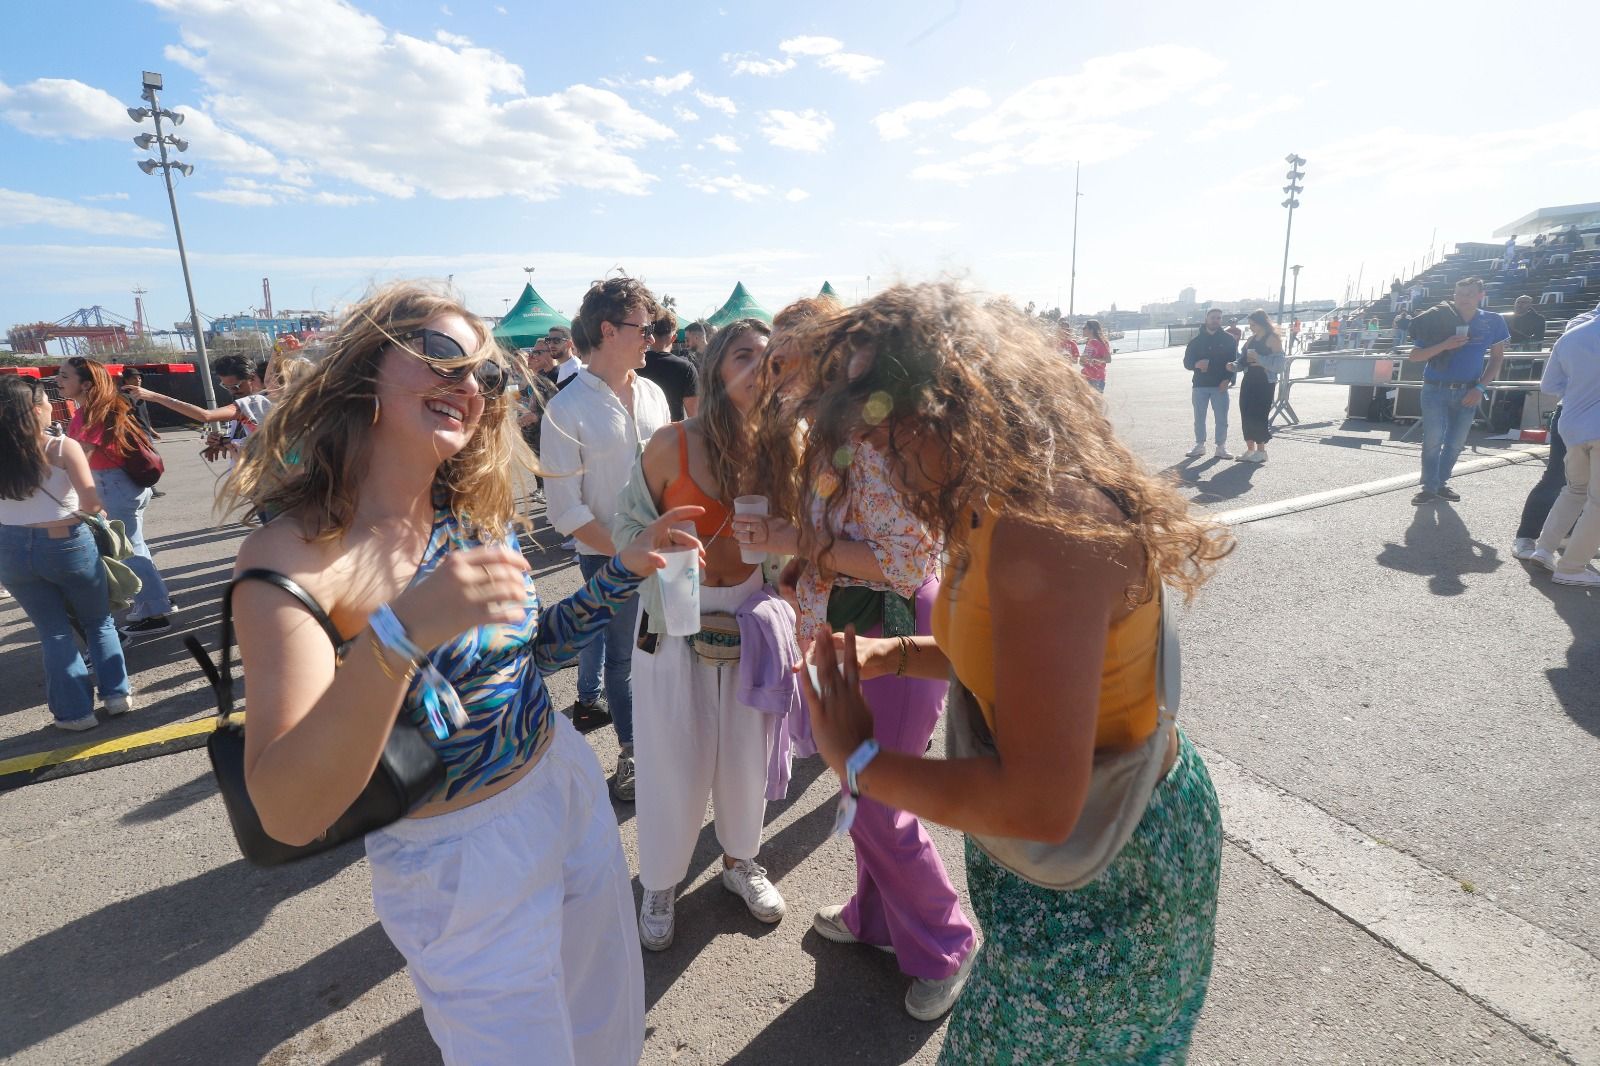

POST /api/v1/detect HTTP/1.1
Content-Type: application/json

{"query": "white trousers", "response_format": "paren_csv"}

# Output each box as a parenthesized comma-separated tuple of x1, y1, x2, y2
(366, 715, 645, 1066)
(634, 570, 773, 891)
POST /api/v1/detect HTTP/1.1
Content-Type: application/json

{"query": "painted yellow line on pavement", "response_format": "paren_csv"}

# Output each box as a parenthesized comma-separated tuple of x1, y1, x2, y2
(0, 715, 229, 779)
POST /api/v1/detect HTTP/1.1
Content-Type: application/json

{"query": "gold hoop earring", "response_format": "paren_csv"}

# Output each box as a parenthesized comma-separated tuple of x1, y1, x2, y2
(371, 396, 381, 425)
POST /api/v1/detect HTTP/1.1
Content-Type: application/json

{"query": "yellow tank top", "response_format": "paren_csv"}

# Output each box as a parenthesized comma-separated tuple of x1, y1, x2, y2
(931, 510, 1159, 751)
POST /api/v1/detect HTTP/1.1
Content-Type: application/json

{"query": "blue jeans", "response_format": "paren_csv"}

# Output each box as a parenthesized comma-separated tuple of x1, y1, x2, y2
(92, 466, 172, 620)
(1420, 382, 1478, 493)
(1191, 387, 1229, 445)
(0, 523, 130, 723)
(576, 553, 638, 747)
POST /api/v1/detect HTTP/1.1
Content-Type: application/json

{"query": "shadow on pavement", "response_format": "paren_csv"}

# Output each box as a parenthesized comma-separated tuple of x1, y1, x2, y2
(1375, 502, 1502, 596)
(323, 1009, 437, 1066)
(119, 768, 217, 825)
(1528, 570, 1600, 737)
(0, 848, 362, 1060)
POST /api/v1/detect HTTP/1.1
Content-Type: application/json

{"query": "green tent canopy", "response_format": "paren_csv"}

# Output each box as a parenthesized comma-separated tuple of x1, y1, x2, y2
(705, 282, 772, 329)
(492, 284, 570, 348)
(819, 281, 840, 299)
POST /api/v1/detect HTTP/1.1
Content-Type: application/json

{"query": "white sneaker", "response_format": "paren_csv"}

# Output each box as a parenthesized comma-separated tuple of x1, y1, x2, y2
(722, 858, 786, 924)
(1552, 567, 1600, 588)
(53, 713, 99, 732)
(1251, 450, 1269, 463)
(1185, 443, 1205, 458)
(639, 888, 676, 951)
(105, 694, 134, 716)
(1214, 446, 1234, 460)
(904, 943, 980, 1022)
(813, 905, 895, 953)
(1511, 537, 1538, 560)
(1528, 548, 1558, 572)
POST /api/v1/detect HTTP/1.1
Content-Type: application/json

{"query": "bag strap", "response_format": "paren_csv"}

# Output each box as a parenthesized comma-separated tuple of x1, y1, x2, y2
(182, 569, 347, 723)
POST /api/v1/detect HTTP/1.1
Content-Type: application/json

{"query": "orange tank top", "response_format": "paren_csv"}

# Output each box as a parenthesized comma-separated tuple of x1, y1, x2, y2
(931, 509, 1159, 751)
(661, 424, 734, 540)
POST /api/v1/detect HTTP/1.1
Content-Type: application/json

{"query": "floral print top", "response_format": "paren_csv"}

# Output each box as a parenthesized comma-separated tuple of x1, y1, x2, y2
(795, 439, 939, 645)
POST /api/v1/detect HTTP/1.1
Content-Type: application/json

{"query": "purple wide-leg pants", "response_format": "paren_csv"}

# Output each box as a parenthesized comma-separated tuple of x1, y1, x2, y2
(839, 578, 977, 980)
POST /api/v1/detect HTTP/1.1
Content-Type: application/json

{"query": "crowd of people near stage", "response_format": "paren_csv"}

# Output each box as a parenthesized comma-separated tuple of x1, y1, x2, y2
(2, 267, 1596, 1064)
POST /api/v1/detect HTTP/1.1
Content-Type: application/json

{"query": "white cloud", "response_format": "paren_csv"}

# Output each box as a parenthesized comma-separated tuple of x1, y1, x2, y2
(674, 106, 700, 123)
(643, 55, 661, 64)
(759, 109, 834, 152)
(0, 187, 165, 238)
(706, 134, 740, 153)
(687, 174, 774, 201)
(193, 176, 375, 207)
(84, 192, 131, 202)
(694, 90, 738, 116)
(779, 36, 843, 56)
(872, 219, 958, 234)
(127, 0, 676, 203)
(494, 4, 507, 12)
(819, 52, 884, 81)
(725, 52, 796, 77)
(0, 78, 132, 139)
(785, 188, 810, 202)
(1187, 95, 1302, 142)
(911, 46, 1226, 182)
(639, 71, 694, 95)
(874, 87, 991, 140)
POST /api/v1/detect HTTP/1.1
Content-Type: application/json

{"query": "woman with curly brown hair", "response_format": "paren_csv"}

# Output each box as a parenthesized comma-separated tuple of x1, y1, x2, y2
(58, 356, 174, 635)
(737, 292, 978, 1023)
(222, 281, 696, 1065)
(798, 283, 1231, 1063)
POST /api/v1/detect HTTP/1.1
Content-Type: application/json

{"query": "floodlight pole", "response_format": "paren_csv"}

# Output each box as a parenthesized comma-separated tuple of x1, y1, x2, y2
(1276, 153, 1306, 335)
(1069, 161, 1083, 317)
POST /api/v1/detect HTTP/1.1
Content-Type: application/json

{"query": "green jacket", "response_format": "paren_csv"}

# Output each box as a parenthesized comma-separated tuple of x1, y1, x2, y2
(611, 451, 789, 635)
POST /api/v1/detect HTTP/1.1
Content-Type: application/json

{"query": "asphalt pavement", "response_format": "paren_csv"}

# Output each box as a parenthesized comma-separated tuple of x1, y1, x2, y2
(2, 347, 1595, 1065)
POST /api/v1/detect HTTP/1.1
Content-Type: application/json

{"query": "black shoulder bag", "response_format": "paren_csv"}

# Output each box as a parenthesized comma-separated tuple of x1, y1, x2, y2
(184, 569, 446, 867)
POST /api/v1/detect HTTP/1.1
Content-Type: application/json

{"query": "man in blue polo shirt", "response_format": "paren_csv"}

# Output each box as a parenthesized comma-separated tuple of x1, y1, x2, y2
(1404, 277, 1509, 504)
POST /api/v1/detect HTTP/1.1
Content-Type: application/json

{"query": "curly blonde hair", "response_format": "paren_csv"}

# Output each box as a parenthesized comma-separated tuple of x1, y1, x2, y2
(748, 294, 845, 523)
(221, 281, 534, 541)
(787, 282, 1231, 601)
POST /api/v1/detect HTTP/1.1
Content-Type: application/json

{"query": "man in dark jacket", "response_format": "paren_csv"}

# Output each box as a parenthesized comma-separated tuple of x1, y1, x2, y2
(1183, 308, 1239, 458)
(1504, 295, 1547, 351)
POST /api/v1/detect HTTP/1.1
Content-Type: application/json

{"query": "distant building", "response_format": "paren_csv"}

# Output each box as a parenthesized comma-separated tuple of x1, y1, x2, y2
(207, 310, 328, 342)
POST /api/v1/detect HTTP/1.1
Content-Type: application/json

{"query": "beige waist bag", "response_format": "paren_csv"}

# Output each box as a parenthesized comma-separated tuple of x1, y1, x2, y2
(944, 586, 1179, 891)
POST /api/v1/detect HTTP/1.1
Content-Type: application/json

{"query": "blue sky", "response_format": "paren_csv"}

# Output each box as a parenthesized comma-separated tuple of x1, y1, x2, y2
(2, 0, 1598, 339)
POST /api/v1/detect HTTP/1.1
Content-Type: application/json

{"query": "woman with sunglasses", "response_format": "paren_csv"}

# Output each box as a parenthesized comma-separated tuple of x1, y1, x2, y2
(797, 284, 1229, 1064)
(0, 376, 131, 730)
(58, 356, 174, 636)
(221, 282, 698, 1066)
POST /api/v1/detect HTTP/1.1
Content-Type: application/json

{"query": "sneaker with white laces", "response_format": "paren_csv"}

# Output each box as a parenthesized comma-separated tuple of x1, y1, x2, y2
(105, 694, 134, 716)
(1552, 567, 1600, 588)
(1252, 450, 1269, 463)
(812, 905, 895, 953)
(722, 858, 786, 924)
(1528, 548, 1558, 572)
(1511, 537, 1538, 560)
(53, 713, 99, 732)
(1185, 443, 1205, 458)
(1214, 445, 1233, 460)
(639, 887, 676, 951)
(905, 943, 980, 1022)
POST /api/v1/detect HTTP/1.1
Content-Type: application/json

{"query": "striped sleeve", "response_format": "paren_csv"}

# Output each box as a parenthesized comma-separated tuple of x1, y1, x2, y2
(532, 557, 643, 672)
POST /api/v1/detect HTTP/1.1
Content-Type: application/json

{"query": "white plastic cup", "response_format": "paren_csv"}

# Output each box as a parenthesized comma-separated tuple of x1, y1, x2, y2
(734, 495, 770, 564)
(658, 521, 701, 636)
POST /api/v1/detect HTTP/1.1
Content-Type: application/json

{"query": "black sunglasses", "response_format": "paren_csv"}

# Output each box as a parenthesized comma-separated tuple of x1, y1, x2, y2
(393, 329, 506, 393)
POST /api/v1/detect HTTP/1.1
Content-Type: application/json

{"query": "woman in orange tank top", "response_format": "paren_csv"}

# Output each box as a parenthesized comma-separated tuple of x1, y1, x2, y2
(793, 284, 1233, 1064)
(628, 318, 791, 950)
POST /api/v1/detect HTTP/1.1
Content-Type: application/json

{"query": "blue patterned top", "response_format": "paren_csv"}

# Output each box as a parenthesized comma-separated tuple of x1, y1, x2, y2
(403, 509, 641, 801)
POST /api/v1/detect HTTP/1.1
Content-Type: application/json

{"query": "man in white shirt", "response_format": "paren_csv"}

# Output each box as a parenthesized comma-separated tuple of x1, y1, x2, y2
(542, 277, 671, 801)
(548, 325, 581, 388)
(126, 353, 273, 467)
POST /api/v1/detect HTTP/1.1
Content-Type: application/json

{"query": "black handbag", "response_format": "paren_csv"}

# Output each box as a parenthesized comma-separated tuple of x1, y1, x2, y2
(184, 569, 446, 867)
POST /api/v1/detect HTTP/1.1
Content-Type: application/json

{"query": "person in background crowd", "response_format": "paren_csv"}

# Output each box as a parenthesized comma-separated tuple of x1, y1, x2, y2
(1528, 308, 1600, 585)
(1238, 309, 1285, 463)
(743, 289, 978, 1023)
(1365, 317, 1381, 350)
(1184, 309, 1238, 459)
(1058, 321, 1080, 365)
(118, 368, 161, 441)
(1393, 308, 1413, 347)
(682, 321, 709, 366)
(1405, 277, 1509, 505)
(1327, 317, 1341, 349)
(797, 283, 1229, 1063)
(542, 277, 673, 796)
(0, 376, 131, 731)
(223, 281, 696, 1065)
(1080, 319, 1112, 393)
(514, 340, 559, 502)
(1504, 234, 1518, 263)
(619, 317, 788, 951)
(548, 326, 581, 390)
(1505, 295, 1547, 352)
(126, 353, 273, 466)
(638, 308, 700, 421)
(58, 356, 175, 636)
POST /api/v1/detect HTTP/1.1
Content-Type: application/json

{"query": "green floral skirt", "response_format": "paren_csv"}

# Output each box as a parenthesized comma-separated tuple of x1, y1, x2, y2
(940, 732, 1223, 1065)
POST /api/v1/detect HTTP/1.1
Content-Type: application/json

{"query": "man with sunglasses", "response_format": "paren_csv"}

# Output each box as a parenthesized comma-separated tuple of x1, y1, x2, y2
(126, 353, 274, 466)
(542, 278, 672, 801)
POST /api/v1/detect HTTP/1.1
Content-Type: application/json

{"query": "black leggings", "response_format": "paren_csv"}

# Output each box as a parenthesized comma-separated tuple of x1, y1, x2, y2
(1517, 406, 1567, 539)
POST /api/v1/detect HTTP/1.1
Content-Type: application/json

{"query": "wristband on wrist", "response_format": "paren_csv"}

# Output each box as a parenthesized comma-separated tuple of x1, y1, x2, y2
(369, 603, 469, 737)
(369, 603, 423, 662)
(846, 738, 880, 798)
(894, 635, 911, 678)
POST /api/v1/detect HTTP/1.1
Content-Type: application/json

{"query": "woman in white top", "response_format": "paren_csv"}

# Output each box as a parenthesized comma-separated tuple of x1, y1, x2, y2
(0, 376, 131, 730)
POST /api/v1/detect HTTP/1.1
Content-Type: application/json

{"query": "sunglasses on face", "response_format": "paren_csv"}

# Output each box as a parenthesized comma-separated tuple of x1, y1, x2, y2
(393, 329, 506, 393)
(611, 319, 652, 338)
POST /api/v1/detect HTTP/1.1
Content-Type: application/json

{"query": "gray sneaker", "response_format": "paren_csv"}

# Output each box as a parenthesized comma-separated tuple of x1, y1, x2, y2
(610, 745, 635, 803)
(1511, 537, 1538, 560)
(905, 942, 979, 1022)
(813, 905, 894, 953)
(639, 887, 675, 951)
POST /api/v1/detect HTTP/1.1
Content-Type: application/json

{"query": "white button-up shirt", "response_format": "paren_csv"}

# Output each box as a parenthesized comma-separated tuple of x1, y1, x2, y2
(541, 367, 670, 554)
